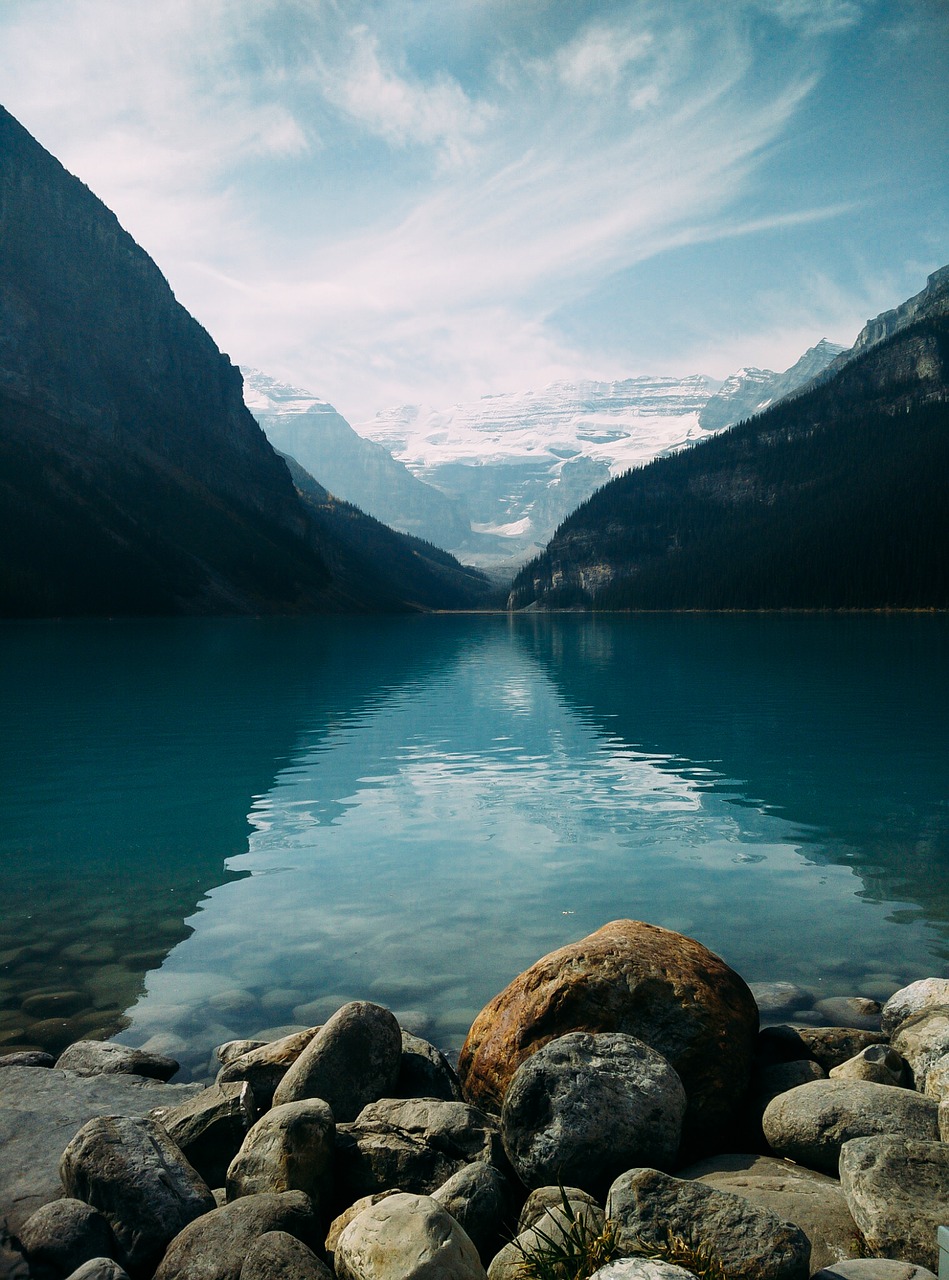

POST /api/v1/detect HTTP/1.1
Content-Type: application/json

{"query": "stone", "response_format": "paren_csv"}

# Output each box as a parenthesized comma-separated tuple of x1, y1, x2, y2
(500, 1032, 686, 1197)
(335, 1192, 486, 1280)
(517, 1187, 599, 1233)
(152, 1191, 320, 1280)
(59, 1115, 214, 1277)
(607, 1167, 810, 1280)
(756, 1026, 887, 1073)
(217, 1029, 320, 1109)
(63, 1262, 130, 1280)
(22, 992, 87, 1019)
(55, 1041, 179, 1082)
(326, 1194, 399, 1265)
(458, 920, 758, 1152)
(750, 983, 814, 1020)
(891, 1005, 949, 1089)
(881, 979, 949, 1036)
(829, 1045, 909, 1087)
(239, 1230, 333, 1280)
(813, 999, 882, 1031)
(148, 1081, 254, 1189)
(813, 1263, 937, 1280)
(396, 1032, 462, 1103)
(922, 1051, 949, 1100)
(838, 1136, 949, 1272)
(754, 1060, 826, 1111)
(0, 1052, 54, 1068)
(677, 1153, 859, 1274)
(226, 1098, 335, 1211)
(272, 1003, 402, 1120)
(215, 1040, 267, 1067)
(487, 1204, 607, 1280)
(432, 1162, 517, 1265)
(762, 1080, 939, 1175)
(0, 1066, 204, 1233)
(18, 1198, 116, 1280)
(589, 1264, 697, 1280)
(335, 1097, 504, 1207)
(0, 1221, 28, 1280)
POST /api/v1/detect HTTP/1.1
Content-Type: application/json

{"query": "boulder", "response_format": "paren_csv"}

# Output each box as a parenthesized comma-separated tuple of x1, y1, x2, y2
(487, 1203, 607, 1280)
(215, 1040, 267, 1067)
(753, 1061, 826, 1112)
(226, 1099, 334, 1212)
(756, 1026, 886, 1073)
(517, 1187, 599, 1233)
(677, 1153, 859, 1274)
(749, 983, 813, 1022)
(334, 1097, 504, 1207)
(432, 1162, 517, 1265)
(0, 1052, 55, 1068)
(152, 1191, 319, 1280)
(457, 920, 758, 1151)
(0, 1066, 203, 1232)
(589, 1264, 698, 1280)
(813, 1263, 937, 1280)
(272, 1003, 402, 1120)
(607, 1167, 810, 1280)
(891, 1005, 949, 1089)
(239, 1230, 333, 1280)
(762, 1080, 938, 1174)
(326, 1194, 399, 1266)
(882, 979, 949, 1036)
(149, 1081, 255, 1188)
(17, 1198, 115, 1280)
(217, 1029, 320, 1110)
(500, 1032, 685, 1197)
(829, 1045, 909, 1088)
(396, 1032, 462, 1103)
(812, 999, 882, 1032)
(922, 1052, 949, 1101)
(838, 1136, 949, 1272)
(63, 1262, 130, 1280)
(55, 1042, 178, 1082)
(59, 1115, 214, 1277)
(335, 1192, 485, 1280)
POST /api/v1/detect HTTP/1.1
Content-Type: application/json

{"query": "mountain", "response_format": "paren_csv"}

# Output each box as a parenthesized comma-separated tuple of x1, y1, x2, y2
(698, 339, 845, 432)
(508, 269, 949, 611)
(243, 369, 471, 551)
(0, 106, 487, 616)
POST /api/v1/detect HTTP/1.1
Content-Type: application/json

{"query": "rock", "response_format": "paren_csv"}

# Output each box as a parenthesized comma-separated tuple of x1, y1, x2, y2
(63, 1262, 130, 1280)
(829, 1045, 909, 1087)
(226, 1099, 335, 1211)
(891, 1005, 949, 1089)
(677, 1153, 859, 1274)
(59, 1115, 215, 1277)
(0, 1052, 55, 1068)
(0, 1066, 204, 1233)
(517, 1187, 599, 1233)
(272, 1003, 402, 1120)
(152, 1191, 320, 1280)
(812, 1263, 937, 1280)
(239, 1230, 333, 1280)
(396, 1032, 462, 1103)
(458, 920, 758, 1152)
(500, 1032, 685, 1197)
(55, 1042, 179, 1082)
(838, 1136, 949, 1272)
(589, 1263, 697, 1280)
(607, 1167, 810, 1280)
(762, 1080, 939, 1175)
(18, 1198, 115, 1280)
(326, 1194, 399, 1265)
(335, 1192, 485, 1280)
(215, 1040, 267, 1067)
(882, 979, 949, 1036)
(756, 1026, 887, 1073)
(432, 1162, 517, 1265)
(0, 1221, 28, 1280)
(335, 1097, 504, 1207)
(487, 1204, 608, 1280)
(149, 1081, 255, 1189)
(750, 983, 814, 1020)
(217, 1029, 320, 1109)
(922, 1051, 949, 1100)
(754, 1060, 826, 1111)
(813, 999, 882, 1031)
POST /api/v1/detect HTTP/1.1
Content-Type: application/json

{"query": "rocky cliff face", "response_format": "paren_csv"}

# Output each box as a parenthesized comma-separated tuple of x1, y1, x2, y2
(852, 265, 949, 352)
(698, 340, 845, 432)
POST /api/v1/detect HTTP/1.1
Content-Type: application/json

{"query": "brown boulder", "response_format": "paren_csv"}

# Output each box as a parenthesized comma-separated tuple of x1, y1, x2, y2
(457, 920, 757, 1149)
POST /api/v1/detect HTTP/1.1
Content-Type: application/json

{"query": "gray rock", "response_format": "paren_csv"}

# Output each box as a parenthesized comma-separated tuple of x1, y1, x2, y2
(762, 1079, 938, 1174)
(589, 1263, 697, 1280)
(829, 1045, 909, 1087)
(676, 1153, 858, 1274)
(396, 1032, 462, 1103)
(754, 1060, 826, 1112)
(0, 1052, 55, 1068)
(273, 1002, 402, 1120)
(882, 979, 949, 1036)
(63, 1261, 130, 1280)
(607, 1167, 810, 1280)
(517, 1186, 600, 1233)
(152, 1191, 319, 1280)
(922, 1051, 949, 1100)
(18, 1198, 115, 1279)
(0, 1066, 204, 1233)
(432, 1162, 516, 1265)
(487, 1203, 608, 1280)
(326, 1194, 399, 1266)
(756, 1026, 887, 1073)
(55, 1042, 178, 1082)
(812, 999, 882, 1031)
(217, 1029, 320, 1109)
(501, 1032, 686, 1197)
(239, 1230, 333, 1280)
(749, 983, 814, 1020)
(149, 1082, 255, 1189)
(891, 1005, 949, 1089)
(838, 1136, 949, 1272)
(335, 1192, 486, 1280)
(59, 1115, 214, 1277)
(0, 1221, 28, 1280)
(813, 1263, 937, 1280)
(215, 1040, 267, 1067)
(226, 1099, 334, 1211)
(335, 1097, 504, 1205)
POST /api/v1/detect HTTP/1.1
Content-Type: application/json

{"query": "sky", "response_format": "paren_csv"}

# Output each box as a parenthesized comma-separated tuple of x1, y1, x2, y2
(1, 0, 947, 422)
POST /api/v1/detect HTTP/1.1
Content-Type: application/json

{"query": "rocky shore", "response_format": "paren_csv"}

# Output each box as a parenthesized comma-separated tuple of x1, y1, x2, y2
(2, 919, 949, 1280)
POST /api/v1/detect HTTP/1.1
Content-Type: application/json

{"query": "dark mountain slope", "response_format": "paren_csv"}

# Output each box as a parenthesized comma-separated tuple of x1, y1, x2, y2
(509, 304, 949, 611)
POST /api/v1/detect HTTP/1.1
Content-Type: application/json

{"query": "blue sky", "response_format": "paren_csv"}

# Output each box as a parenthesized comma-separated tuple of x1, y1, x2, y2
(1, 0, 946, 420)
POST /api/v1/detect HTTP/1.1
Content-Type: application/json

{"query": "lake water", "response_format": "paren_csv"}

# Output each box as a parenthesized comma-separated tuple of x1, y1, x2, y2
(1, 614, 947, 1081)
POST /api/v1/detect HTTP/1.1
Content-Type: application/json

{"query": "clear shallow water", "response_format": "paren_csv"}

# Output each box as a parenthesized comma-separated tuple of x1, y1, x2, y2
(0, 614, 947, 1080)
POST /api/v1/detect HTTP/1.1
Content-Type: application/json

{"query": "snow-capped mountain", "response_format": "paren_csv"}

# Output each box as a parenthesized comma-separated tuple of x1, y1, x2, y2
(698, 340, 846, 432)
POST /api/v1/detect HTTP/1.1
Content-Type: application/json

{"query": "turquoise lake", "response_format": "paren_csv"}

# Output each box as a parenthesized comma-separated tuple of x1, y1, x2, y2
(1, 614, 947, 1081)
